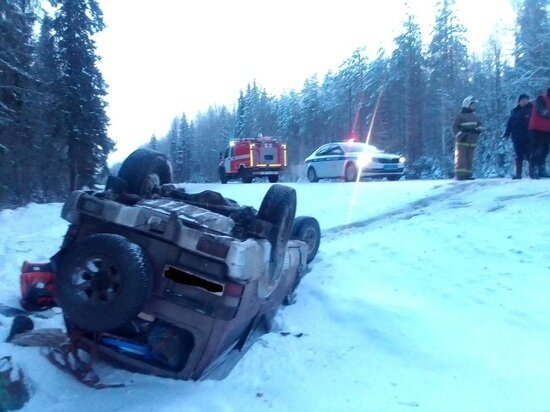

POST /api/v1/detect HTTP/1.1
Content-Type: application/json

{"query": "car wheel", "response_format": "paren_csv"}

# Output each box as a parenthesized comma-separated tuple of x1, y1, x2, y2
(387, 175, 401, 181)
(344, 162, 358, 182)
(118, 149, 172, 196)
(240, 167, 253, 184)
(55, 234, 153, 332)
(307, 167, 319, 183)
(268, 175, 279, 183)
(219, 166, 228, 184)
(291, 216, 321, 264)
(257, 184, 297, 298)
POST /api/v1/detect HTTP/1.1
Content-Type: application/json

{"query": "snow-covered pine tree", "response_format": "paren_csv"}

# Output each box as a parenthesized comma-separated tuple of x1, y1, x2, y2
(234, 91, 247, 139)
(300, 76, 325, 161)
(32, 14, 69, 201)
(190, 106, 234, 181)
(334, 49, 370, 142)
(514, 0, 550, 93)
(364, 53, 391, 150)
(388, 13, 426, 173)
(176, 113, 189, 182)
(0, 0, 37, 205)
(470, 36, 510, 178)
(243, 82, 259, 137)
(148, 135, 158, 150)
(52, 0, 113, 191)
(274, 91, 300, 176)
(425, 0, 469, 175)
(167, 117, 180, 180)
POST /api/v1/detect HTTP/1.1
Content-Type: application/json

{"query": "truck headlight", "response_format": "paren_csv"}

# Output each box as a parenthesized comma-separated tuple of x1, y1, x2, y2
(399, 156, 406, 163)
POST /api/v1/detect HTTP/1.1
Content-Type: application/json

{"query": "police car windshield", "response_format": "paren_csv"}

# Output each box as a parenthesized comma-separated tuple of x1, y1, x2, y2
(345, 143, 380, 153)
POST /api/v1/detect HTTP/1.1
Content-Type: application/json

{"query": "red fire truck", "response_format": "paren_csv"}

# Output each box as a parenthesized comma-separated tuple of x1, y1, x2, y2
(218, 136, 288, 183)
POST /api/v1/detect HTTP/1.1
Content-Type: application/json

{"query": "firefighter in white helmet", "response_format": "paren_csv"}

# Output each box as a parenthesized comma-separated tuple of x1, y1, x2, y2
(452, 96, 483, 180)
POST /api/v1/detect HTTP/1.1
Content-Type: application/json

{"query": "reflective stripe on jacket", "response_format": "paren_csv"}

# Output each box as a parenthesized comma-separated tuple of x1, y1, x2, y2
(453, 109, 481, 139)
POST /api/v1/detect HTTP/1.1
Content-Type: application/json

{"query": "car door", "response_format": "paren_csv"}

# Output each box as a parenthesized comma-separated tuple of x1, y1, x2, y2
(324, 144, 345, 177)
(224, 147, 232, 173)
(309, 144, 331, 178)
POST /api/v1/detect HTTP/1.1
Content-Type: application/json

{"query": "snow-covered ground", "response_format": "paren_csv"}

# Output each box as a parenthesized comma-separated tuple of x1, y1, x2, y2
(1, 179, 549, 411)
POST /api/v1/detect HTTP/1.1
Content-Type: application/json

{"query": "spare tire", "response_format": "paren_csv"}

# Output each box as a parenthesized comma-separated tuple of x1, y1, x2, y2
(257, 184, 297, 297)
(118, 149, 172, 196)
(55, 234, 153, 332)
(291, 216, 321, 263)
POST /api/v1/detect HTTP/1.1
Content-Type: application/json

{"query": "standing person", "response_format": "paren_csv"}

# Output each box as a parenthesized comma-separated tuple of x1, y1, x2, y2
(453, 96, 482, 180)
(528, 88, 550, 179)
(503, 94, 532, 179)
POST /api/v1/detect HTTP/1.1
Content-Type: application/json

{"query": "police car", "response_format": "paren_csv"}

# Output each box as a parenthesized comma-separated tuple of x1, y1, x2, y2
(304, 141, 405, 182)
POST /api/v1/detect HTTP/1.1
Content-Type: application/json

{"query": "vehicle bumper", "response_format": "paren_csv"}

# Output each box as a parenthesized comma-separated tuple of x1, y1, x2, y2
(251, 168, 284, 176)
(360, 166, 404, 177)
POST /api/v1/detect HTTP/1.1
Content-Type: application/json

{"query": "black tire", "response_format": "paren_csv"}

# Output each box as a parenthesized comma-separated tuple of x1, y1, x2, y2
(257, 185, 297, 297)
(268, 175, 279, 183)
(118, 149, 172, 196)
(291, 216, 321, 264)
(344, 162, 358, 182)
(240, 167, 253, 184)
(387, 175, 401, 181)
(219, 166, 228, 184)
(55, 234, 153, 332)
(307, 167, 319, 183)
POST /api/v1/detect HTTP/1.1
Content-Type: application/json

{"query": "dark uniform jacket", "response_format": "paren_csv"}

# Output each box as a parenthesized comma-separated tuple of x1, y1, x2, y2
(504, 103, 532, 141)
(453, 108, 482, 140)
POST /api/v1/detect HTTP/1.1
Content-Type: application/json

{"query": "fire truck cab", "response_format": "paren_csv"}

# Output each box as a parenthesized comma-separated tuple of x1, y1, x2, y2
(219, 136, 287, 184)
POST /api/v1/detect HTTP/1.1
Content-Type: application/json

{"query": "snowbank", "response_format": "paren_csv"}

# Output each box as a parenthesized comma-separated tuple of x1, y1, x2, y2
(0, 179, 549, 411)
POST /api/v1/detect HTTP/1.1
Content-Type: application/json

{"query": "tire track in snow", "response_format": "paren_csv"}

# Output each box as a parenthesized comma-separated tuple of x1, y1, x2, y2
(321, 181, 480, 240)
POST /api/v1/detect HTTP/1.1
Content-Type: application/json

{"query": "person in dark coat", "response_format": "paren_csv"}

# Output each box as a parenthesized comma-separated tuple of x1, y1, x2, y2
(504, 94, 532, 179)
(528, 88, 550, 179)
(453, 96, 482, 180)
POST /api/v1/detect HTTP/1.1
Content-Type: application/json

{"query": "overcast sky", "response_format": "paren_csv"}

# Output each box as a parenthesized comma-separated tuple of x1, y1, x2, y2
(95, 0, 517, 164)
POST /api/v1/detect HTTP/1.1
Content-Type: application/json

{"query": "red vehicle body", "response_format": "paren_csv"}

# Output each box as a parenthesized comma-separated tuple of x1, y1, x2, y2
(219, 136, 287, 183)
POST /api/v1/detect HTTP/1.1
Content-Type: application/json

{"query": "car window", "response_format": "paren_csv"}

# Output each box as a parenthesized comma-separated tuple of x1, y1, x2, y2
(325, 145, 344, 155)
(224, 148, 230, 158)
(315, 144, 333, 156)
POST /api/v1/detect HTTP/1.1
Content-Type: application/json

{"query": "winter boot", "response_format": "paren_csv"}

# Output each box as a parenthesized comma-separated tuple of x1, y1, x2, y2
(529, 162, 539, 179)
(5, 315, 34, 343)
(539, 164, 549, 178)
(513, 159, 522, 179)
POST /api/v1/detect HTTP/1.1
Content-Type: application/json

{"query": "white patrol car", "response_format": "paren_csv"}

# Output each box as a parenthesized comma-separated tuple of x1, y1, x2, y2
(304, 141, 405, 182)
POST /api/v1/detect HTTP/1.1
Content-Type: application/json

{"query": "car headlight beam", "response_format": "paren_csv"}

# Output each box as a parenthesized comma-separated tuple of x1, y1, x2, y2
(356, 154, 372, 168)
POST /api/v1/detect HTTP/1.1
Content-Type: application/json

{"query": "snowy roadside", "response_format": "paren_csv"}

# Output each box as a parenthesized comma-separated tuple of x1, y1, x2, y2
(1, 179, 549, 411)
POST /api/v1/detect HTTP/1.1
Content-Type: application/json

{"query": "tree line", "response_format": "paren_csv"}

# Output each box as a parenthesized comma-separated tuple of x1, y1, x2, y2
(0, 0, 111, 208)
(1, 0, 549, 208)
(151, 0, 549, 182)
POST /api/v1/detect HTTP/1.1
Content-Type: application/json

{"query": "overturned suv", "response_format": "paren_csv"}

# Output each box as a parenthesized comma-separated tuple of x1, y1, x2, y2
(51, 149, 321, 380)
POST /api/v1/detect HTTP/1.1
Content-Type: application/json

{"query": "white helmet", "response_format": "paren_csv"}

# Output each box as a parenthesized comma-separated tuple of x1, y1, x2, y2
(462, 96, 478, 108)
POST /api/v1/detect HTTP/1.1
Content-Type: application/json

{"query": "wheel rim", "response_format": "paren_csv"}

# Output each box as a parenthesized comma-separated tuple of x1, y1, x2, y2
(301, 227, 318, 255)
(345, 165, 356, 181)
(271, 208, 292, 281)
(142, 173, 161, 194)
(73, 256, 121, 304)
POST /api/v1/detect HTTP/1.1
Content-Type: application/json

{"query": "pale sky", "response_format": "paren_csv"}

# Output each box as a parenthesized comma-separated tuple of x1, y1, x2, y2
(95, 0, 517, 164)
